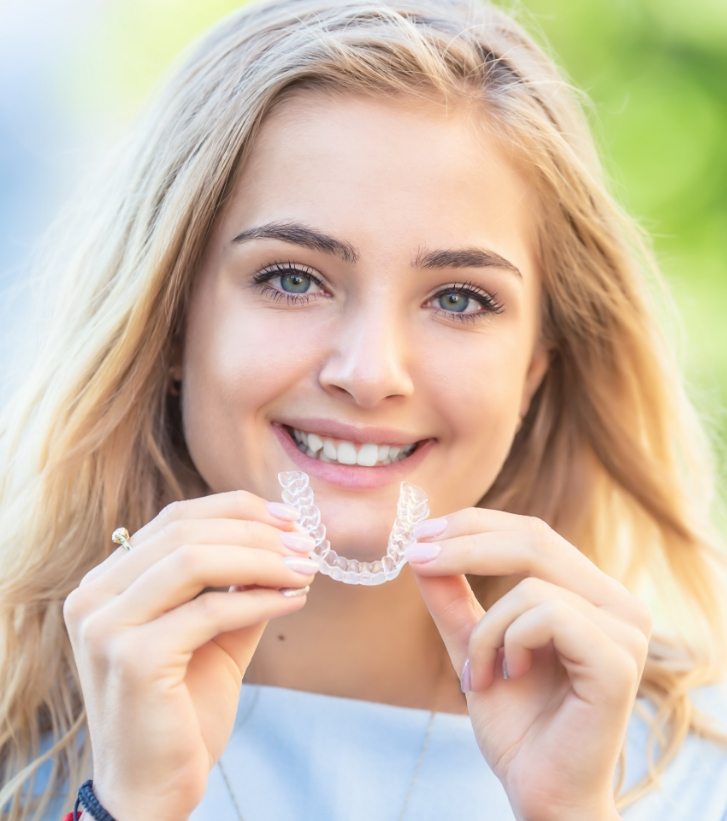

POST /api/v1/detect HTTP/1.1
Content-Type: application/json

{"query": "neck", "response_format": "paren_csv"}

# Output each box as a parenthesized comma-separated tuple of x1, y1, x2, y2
(246, 566, 467, 713)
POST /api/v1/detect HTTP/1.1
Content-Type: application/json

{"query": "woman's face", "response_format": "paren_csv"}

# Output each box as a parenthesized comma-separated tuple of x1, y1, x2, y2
(180, 92, 548, 558)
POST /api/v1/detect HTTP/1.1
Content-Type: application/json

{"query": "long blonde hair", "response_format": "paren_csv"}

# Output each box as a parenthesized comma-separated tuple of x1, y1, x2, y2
(2, 1, 725, 817)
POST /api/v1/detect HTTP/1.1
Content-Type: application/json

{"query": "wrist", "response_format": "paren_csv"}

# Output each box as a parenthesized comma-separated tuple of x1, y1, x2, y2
(80, 779, 186, 821)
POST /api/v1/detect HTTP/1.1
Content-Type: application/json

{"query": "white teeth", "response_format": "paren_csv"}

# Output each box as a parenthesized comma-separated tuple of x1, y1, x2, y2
(289, 427, 418, 467)
(307, 432, 324, 454)
(337, 441, 358, 465)
(356, 443, 379, 467)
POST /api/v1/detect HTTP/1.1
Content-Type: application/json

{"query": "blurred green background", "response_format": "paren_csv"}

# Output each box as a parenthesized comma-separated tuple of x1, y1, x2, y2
(67, 0, 726, 482)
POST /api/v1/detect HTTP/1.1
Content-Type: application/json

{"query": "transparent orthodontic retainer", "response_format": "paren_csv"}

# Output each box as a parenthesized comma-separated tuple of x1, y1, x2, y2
(278, 470, 429, 585)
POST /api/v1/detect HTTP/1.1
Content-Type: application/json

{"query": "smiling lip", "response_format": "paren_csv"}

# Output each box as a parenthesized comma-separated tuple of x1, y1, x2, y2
(272, 423, 434, 490)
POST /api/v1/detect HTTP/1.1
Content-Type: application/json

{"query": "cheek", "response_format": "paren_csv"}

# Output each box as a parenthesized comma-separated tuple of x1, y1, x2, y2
(421, 332, 532, 503)
(181, 296, 328, 426)
(444, 366, 522, 465)
(424, 328, 531, 416)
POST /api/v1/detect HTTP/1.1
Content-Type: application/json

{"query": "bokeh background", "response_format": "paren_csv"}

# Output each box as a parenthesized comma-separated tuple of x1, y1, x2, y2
(1, 0, 725, 489)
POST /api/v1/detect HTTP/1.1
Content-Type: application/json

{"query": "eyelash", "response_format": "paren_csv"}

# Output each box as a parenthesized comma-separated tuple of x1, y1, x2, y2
(251, 262, 505, 323)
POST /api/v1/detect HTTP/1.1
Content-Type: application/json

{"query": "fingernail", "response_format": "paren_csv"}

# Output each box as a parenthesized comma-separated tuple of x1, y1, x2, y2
(267, 501, 300, 521)
(404, 542, 442, 563)
(280, 531, 316, 553)
(460, 658, 472, 693)
(283, 556, 320, 575)
(281, 584, 310, 598)
(412, 517, 448, 540)
(502, 657, 510, 681)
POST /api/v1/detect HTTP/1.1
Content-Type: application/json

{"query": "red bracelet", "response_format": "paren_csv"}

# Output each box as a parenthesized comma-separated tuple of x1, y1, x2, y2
(62, 813, 83, 820)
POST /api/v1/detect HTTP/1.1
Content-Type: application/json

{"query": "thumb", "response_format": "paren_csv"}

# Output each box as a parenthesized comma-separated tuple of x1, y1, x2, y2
(412, 570, 484, 670)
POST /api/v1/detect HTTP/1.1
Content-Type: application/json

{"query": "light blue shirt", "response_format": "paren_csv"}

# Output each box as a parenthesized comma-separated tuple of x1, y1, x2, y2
(31, 684, 727, 819)
(192, 684, 727, 820)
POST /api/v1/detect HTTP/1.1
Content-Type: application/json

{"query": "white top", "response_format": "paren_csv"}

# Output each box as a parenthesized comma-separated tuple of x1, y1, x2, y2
(191, 683, 727, 820)
(32, 684, 727, 819)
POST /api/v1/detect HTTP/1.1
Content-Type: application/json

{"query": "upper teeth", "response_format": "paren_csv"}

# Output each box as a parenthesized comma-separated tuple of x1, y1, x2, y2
(290, 428, 417, 466)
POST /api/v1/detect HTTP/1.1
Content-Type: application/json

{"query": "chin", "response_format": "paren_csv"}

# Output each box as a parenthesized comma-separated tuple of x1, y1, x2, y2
(321, 513, 393, 560)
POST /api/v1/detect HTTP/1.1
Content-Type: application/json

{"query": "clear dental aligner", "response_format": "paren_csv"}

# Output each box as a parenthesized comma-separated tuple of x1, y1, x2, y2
(278, 470, 429, 585)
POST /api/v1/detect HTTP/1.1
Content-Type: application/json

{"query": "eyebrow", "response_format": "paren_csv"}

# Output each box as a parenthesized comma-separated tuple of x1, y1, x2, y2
(413, 247, 522, 278)
(232, 221, 358, 264)
(231, 220, 522, 279)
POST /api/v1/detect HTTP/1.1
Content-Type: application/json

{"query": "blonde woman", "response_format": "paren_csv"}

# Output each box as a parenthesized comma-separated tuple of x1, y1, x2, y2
(2, 0, 726, 819)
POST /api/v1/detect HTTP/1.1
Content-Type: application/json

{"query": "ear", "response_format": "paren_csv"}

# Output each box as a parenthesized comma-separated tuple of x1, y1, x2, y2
(519, 340, 550, 419)
(169, 337, 184, 382)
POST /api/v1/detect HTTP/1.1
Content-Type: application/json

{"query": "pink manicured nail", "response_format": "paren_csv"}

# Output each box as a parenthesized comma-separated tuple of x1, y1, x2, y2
(267, 501, 300, 521)
(460, 658, 472, 693)
(280, 532, 316, 553)
(281, 584, 310, 598)
(412, 517, 448, 540)
(404, 542, 442, 562)
(283, 556, 320, 575)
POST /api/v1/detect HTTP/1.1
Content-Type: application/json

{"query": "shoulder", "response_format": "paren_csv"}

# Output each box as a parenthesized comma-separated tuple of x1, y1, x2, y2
(691, 680, 727, 729)
(622, 684, 727, 820)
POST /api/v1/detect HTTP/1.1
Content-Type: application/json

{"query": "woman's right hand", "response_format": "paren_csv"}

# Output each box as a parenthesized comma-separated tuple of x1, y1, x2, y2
(63, 490, 318, 821)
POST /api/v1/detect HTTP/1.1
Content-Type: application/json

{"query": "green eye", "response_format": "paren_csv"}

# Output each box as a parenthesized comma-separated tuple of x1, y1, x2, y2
(280, 272, 311, 293)
(429, 282, 505, 323)
(252, 263, 325, 305)
(438, 292, 470, 313)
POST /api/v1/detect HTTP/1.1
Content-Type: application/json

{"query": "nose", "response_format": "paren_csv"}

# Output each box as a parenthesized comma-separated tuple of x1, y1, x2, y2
(318, 304, 415, 407)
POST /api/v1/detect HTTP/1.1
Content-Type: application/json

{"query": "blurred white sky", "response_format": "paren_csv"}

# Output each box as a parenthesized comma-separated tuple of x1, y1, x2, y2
(0, 0, 245, 389)
(0, 0, 110, 387)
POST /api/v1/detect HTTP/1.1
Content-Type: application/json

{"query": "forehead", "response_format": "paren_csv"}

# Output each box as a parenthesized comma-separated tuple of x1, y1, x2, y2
(219, 90, 537, 277)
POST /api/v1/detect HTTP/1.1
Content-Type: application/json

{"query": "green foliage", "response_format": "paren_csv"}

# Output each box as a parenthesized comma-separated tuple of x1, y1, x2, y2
(515, 0, 727, 479)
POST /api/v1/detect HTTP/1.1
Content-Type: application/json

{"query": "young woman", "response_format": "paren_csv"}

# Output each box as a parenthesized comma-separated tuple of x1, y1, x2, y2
(1, 1, 726, 819)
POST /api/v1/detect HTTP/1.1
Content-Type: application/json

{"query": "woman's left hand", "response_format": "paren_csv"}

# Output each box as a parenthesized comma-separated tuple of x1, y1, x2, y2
(406, 509, 652, 821)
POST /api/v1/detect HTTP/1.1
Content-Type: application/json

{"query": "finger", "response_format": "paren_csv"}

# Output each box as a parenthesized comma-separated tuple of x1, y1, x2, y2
(82, 519, 316, 592)
(412, 571, 484, 674)
(407, 510, 646, 627)
(499, 600, 641, 705)
(85, 492, 305, 587)
(466, 577, 648, 690)
(98, 544, 319, 625)
(84, 490, 304, 583)
(410, 511, 604, 596)
(94, 586, 309, 677)
(138, 491, 302, 541)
